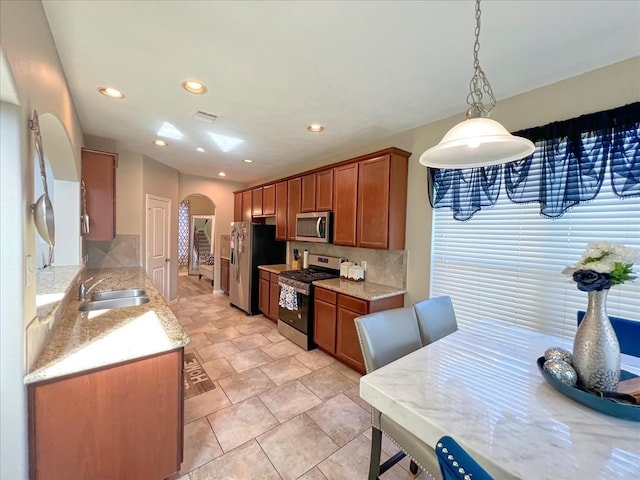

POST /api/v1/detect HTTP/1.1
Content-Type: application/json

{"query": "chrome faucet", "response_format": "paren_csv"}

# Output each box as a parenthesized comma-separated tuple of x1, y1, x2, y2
(78, 276, 111, 301)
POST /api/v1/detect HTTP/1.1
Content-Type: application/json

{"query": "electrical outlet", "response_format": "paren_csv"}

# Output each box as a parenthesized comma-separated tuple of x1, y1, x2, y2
(361, 260, 367, 271)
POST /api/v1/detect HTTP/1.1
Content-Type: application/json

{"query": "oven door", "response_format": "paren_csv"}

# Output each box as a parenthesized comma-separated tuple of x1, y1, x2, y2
(278, 289, 310, 335)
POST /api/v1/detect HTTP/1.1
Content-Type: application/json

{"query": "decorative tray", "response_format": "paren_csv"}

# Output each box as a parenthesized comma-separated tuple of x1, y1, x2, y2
(536, 357, 640, 422)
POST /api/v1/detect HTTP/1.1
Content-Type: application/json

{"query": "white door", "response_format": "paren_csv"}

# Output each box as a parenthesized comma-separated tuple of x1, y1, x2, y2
(146, 195, 171, 299)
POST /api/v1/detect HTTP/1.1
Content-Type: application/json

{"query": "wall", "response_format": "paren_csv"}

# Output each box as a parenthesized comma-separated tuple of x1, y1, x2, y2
(179, 174, 243, 292)
(188, 194, 216, 215)
(0, 1, 84, 478)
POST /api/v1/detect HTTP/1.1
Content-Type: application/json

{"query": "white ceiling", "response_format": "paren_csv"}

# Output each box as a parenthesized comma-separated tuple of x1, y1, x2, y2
(42, 0, 639, 184)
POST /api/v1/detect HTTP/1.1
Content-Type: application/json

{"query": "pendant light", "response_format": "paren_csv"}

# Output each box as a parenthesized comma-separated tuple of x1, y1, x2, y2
(419, 0, 535, 169)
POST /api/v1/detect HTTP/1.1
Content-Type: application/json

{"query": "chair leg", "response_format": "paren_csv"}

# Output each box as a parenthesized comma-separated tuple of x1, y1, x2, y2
(409, 460, 419, 475)
(368, 427, 383, 480)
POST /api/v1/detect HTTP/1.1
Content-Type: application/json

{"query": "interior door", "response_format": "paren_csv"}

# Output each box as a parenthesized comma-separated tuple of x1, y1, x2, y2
(146, 195, 171, 299)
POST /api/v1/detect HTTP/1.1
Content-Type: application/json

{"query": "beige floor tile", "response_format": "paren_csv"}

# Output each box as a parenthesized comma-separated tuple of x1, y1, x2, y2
(317, 434, 409, 480)
(299, 366, 355, 401)
(187, 332, 212, 349)
(263, 328, 287, 343)
(330, 361, 362, 383)
(201, 357, 236, 381)
(205, 326, 242, 344)
(184, 384, 231, 423)
(226, 348, 273, 372)
(206, 396, 279, 452)
(178, 315, 194, 326)
(217, 367, 276, 404)
(231, 332, 272, 351)
(197, 340, 240, 362)
(212, 317, 245, 329)
(259, 380, 322, 423)
(296, 467, 327, 480)
(235, 321, 273, 335)
(184, 321, 218, 335)
(257, 414, 338, 480)
(179, 417, 223, 475)
(261, 339, 305, 360)
(179, 307, 202, 317)
(295, 349, 335, 370)
(189, 440, 282, 480)
(260, 357, 312, 386)
(344, 384, 371, 412)
(306, 393, 370, 447)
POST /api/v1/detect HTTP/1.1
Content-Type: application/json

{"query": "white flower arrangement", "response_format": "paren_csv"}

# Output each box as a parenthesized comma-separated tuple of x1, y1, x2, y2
(562, 242, 638, 291)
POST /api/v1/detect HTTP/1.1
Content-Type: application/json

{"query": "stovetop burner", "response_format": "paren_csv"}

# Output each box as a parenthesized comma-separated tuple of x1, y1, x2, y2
(279, 268, 339, 284)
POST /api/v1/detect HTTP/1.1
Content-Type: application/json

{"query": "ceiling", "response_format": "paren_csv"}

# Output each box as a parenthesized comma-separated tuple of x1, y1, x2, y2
(42, 0, 639, 184)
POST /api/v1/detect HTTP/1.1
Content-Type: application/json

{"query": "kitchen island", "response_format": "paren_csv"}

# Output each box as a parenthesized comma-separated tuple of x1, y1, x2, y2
(25, 267, 190, 480)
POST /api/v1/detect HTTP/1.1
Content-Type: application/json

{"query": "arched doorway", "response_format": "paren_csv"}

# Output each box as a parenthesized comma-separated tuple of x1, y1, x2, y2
(178, 194, 215, 277)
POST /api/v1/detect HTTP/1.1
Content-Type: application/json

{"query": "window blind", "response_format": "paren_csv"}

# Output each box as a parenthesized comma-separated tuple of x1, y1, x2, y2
(430, 152, 640, 339)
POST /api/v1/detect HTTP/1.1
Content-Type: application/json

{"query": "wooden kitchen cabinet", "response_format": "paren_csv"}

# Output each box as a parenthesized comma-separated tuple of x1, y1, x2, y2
(315, 169, 333, 211)
(221, 257, 230, 295)
(262, 184, 276, 216)
(242, 190, 252, 223)
(252, 187, 263, 217)
(275, 181, 288, 241)
(81, 148, 117, 241)
(286, 177, 301, 241)
(301, 173, 316, 212)
(259, 270, 280, 322)
(357, 152, 409, 250)
(313, 287, 403, 374)
(234, 192, 243, 222)
(28, 349, 184, 480)
(332, 163, 359, 247)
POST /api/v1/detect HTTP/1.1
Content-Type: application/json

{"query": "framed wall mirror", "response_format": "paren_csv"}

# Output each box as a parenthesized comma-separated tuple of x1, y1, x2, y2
(188, 215, 215, 275)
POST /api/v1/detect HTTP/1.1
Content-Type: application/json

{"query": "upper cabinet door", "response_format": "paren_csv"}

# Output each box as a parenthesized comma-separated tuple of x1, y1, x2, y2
(242, 190, 252, 223)
(333, 163, 358, 247)
(234, 193, 243, 222)
(262, 184, 275, 216)
(252, 187, 263, 217)
(81, 148, 117, 241)
(300, 174, 316, 213)
(275, 181, 288, 241)
(315, 169, 333, 211)
(286, 177, 301, 241)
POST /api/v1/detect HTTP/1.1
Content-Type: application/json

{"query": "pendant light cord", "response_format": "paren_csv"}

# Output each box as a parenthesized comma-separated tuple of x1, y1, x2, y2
(466, 0, 497, 118)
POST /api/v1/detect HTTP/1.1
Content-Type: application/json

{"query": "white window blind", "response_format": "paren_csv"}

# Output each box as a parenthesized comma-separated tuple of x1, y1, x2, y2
(430, 168, 640, 339)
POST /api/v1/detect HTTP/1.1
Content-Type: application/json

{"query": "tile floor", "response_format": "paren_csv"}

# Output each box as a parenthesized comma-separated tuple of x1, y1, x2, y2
(171, 278, 427, 480)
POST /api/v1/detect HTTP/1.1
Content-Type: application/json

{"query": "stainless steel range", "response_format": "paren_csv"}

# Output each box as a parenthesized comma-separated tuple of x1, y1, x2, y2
(277, 254, 342, 350)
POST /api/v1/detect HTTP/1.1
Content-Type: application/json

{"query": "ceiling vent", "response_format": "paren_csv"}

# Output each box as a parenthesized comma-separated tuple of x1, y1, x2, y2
(191, 110, 218, 124)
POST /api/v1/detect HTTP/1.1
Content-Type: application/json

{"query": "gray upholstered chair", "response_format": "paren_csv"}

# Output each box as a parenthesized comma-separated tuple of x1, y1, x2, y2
(355, 307, 441, 480)
(414, 295, 458, 346)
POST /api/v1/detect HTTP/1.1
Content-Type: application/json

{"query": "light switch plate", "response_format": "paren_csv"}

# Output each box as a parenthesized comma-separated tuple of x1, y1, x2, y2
(25, 254, 34, 287)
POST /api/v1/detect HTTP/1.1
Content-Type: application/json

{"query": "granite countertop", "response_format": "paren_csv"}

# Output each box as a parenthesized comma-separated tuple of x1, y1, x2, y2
(313, 278, 406, 301)
(258, 264, 294, 274)
(36, 265, 85, 324)
(25, 267, 190, 385)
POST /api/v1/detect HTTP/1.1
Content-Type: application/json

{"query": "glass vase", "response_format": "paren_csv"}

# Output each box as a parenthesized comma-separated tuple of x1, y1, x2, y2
(572, 289, 621, 391)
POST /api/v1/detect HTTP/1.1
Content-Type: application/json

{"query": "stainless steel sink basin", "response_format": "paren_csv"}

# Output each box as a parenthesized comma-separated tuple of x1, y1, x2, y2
(79, 295, 150, 312)
(90, 288, 147, 301)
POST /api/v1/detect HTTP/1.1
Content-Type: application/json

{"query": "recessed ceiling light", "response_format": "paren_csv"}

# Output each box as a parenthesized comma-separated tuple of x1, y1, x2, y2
(196, 147, 205, 153)
(307, 123, 325, 133)
(182, 80, 207, 94)
(153, 139, 168, 147)
(98, 87, 125, 99)
(218, 172, 226, 177)
(243, 159, 254, 164)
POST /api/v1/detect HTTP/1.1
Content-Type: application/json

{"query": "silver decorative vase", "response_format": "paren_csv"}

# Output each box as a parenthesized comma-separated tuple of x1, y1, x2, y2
(572, 289, 621, 391)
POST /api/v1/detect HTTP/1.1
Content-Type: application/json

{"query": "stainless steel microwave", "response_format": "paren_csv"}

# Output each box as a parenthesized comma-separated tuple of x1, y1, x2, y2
(295, 212, 331, 243)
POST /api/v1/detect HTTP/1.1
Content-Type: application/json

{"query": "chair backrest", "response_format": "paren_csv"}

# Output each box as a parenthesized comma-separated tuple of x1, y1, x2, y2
(414, 296, 458, 346)
(577, 311, 640, 357)
(436, 436, 493, 480)
(355, 307, 423, 373)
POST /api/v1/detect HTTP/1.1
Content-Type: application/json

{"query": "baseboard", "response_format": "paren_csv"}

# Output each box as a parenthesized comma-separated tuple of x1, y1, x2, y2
(213, 289, 224, 294)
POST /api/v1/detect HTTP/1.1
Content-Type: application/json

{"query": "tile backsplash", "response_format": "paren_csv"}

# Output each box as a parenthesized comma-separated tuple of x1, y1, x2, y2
(288, 241, 406, 289)
(85, 234, 140, 269)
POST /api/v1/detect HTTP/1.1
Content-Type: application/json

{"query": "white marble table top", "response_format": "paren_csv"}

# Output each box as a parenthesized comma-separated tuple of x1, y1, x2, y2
(360, 320, 640, 480)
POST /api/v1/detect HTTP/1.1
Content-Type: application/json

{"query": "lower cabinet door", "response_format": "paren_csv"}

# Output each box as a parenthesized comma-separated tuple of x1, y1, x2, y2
(336, 307, 365, 373)
(269, 279, 280, 322)
(259, 276, 270, 315)
(314, 298, 337, 353)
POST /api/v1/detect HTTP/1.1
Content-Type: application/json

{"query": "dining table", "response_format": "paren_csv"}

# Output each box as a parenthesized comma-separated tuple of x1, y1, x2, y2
(359, 319, 640, 480)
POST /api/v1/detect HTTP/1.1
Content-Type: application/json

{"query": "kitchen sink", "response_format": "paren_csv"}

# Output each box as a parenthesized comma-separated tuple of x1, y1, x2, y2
(79, 295, 150, 312)
(90, 288, 147, 301)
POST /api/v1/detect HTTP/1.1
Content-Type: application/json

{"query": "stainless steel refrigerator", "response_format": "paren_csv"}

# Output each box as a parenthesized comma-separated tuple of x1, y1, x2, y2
(229, 222, 286, 315)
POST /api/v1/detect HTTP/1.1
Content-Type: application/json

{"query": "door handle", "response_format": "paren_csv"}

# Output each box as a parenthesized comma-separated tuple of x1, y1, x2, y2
(165, 258, 170, 262)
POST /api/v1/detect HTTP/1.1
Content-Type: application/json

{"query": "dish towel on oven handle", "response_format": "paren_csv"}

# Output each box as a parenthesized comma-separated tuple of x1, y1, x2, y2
(279, 284, 299, 310)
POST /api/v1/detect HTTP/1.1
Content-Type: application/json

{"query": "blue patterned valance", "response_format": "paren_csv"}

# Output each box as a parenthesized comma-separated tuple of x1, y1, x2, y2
(428, 102, 640, 220)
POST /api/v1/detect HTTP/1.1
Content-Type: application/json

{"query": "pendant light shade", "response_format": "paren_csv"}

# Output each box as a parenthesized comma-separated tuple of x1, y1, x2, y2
(419, 117, 535, 169)
(420, 0, 535, 169)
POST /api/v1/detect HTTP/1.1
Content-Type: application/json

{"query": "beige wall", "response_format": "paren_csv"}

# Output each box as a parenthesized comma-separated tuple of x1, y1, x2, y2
(187, 194, 216, 215)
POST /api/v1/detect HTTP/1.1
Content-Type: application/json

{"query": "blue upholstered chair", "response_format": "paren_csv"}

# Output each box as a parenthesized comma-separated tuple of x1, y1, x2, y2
(436, 436, 493, 480)
(577, 311, 640, 357)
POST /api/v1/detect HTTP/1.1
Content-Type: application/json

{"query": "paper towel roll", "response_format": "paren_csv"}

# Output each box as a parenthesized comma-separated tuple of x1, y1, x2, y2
(303, 249, 309, 269)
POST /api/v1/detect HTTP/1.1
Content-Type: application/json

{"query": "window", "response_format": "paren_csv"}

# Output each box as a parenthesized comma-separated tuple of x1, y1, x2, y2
(429, 107, 640, 338)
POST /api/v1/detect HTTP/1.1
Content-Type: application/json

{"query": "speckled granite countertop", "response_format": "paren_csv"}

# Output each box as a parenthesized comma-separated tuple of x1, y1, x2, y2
(25, 267, 190, 385)
(36, 265, 85, 323)
(312, 278, 406, 301)
(258, 264, 295, 274)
